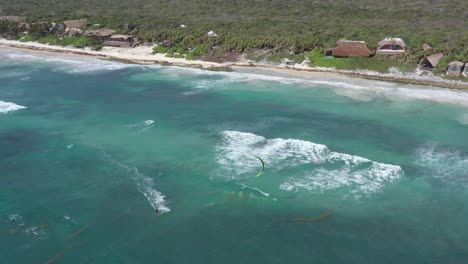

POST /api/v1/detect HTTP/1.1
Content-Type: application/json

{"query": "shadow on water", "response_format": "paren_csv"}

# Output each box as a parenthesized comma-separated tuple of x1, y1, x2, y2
(0, 129, 42, 159)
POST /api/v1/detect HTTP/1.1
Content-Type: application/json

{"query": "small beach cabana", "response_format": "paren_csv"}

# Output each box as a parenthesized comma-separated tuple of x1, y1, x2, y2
(446, 61, 464, 76)
(281, 58, 296, 66)
(419, 53, 444, 70)
(376, 37, 406, 55)
(326, 39, 374, 57)
(104, 34, 139, 48)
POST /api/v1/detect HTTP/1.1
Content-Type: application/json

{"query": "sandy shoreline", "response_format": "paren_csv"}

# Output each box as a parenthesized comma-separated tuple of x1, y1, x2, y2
(1, 38, 467, 90)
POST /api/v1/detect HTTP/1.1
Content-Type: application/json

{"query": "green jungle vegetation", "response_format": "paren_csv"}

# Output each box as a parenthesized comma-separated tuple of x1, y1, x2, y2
(1, 0, 467, 73)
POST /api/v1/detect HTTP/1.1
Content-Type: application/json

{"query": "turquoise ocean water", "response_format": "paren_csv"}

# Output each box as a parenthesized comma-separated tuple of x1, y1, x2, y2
(1, 47, 468, 263)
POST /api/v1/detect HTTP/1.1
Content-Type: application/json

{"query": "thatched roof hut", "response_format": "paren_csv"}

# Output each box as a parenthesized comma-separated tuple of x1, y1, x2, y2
(63, 19, 87, 30)
(446, 61, 464, 76)
(0, 16, 26, 23)
(84, 28, 115, 37)
(420, 53, 444, 70)
(376, 37, 406, 55)
(327, 39, 373, 57)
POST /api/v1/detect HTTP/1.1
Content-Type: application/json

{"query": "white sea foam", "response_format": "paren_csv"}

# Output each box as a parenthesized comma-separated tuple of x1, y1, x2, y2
(103, 153, 170, 214)
(416, 144, 468, 184)
(0, 100, 27, 114)
(0, 49, 133, 73)
(127, 120, 155, 134)
(161, 66, 468, 108)
(7, 214, 24, 226)
(237, 183, 271, 197)
(216, 131, 402, 197)
(24, 225, 47, 239)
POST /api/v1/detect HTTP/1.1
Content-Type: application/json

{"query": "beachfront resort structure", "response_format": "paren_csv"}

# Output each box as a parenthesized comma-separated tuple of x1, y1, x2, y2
(420, 53, 444, 70)
(63, 19, 88, 36)
(84, 28, 115, 41)
(63, 19, 87, 31)
(376, 38, 406, 55)
(446, 61, 464, 76)
(325, 39, 374, 57)
(104, 35, 139, 48)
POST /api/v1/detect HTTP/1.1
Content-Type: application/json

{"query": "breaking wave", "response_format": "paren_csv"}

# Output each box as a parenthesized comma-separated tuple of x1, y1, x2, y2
(216, 131, 402, 197)
(0, 48, 133, 73)
(160, 66, 468, 107)
(0, 100, 27, 114)
(415, 144, 468, 185)
(103, 153, 170, 214)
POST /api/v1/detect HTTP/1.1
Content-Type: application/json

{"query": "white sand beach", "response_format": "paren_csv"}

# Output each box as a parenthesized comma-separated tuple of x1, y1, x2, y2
(1, 38, 467, 90)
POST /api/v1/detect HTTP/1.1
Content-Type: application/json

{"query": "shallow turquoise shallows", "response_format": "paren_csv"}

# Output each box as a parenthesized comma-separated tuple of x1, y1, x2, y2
(1, 47, 468, 264)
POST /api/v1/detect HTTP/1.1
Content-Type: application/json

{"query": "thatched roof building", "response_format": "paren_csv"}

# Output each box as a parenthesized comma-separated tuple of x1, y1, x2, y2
(446, 61, 464, 76)
(420, 53, 444, 70)
(376, 37, 406, 55)
(0, 16, 26, 23)
(326, 40, 373, 57)
(63, 19, 87, 31)
(84, 28, 115, 38)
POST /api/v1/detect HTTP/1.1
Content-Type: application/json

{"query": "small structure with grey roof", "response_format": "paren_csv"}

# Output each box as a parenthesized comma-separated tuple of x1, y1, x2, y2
(419, 53, 444, 70)
(463, 63, 468, 78)
(326, 39, 374, 57)
(376, 37, 406, 55)
(446, 61, 464, 76)
(104, 34, 139, 48)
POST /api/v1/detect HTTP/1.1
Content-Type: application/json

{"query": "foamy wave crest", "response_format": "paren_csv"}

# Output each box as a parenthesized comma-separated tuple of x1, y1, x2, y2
(216, 131, 402, 196)
(104, 153, 170, 214)
(7, 214, 24, 226)
(0, 100, 27, 114)
(0, 49, 132, 73)
(416, 144, 468, 184)
(165, 66, 468, 107)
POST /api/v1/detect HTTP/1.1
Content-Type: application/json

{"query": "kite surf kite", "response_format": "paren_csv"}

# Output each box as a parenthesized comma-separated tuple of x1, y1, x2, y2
(248, 155, 265, 177)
